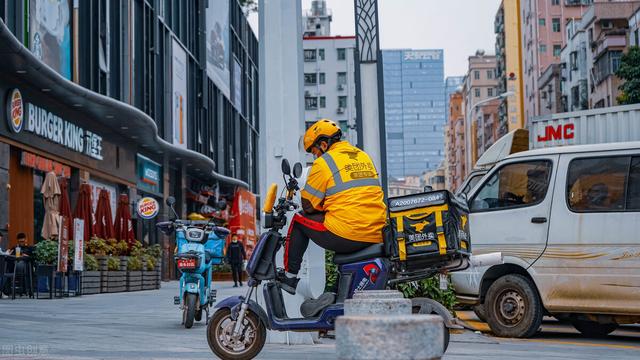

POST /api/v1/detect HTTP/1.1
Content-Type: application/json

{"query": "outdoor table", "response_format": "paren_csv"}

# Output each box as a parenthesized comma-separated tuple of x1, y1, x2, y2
(1, 254, 34, 299)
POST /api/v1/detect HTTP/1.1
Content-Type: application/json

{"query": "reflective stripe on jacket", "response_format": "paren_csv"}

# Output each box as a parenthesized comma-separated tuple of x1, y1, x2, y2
(301, 141, 387, 243)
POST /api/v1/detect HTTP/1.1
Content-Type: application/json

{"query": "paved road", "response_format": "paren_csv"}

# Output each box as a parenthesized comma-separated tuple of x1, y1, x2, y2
(1, 281, 638, 359)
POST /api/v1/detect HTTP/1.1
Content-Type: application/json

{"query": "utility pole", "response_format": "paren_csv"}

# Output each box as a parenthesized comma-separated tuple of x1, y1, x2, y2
(353, 0, 388, 192)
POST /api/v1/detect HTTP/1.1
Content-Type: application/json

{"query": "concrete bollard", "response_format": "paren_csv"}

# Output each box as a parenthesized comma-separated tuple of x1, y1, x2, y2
(335, 315, 444, 360)
(345, 297, 411, 316)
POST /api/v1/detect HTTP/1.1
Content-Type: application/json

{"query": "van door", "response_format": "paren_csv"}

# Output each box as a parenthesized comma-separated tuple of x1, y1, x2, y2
(538, 152, 640, 314)
(467, 156, 557, 265)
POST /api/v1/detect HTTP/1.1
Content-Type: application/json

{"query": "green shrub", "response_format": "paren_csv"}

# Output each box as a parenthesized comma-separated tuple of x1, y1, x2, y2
(145, 244, 162, 258)
(127, 256, 143, 271)
(106, 256, 120, 271)
(143, 256, 156, 271)
(34, 240, 58, 265)
(397, 276, 457, 312)
(325, 251, 338, 293)
(87, 237, 110, 256)
(84, 254, 99, 271)
(130, 240, 144, 257)
(213, 263, 231, 272)
(113, 240, 129, 256)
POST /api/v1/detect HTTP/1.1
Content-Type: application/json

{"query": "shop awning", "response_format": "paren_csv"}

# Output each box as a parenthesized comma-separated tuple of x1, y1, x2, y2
(0, 19, 248, 189)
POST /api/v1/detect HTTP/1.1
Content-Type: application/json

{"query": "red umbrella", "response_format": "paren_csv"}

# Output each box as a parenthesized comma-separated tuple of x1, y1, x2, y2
(94, 189, 115, 239)
(59, 178, 73, 237)
(73, 183, 94, 241)
(114, 194, 135, 247)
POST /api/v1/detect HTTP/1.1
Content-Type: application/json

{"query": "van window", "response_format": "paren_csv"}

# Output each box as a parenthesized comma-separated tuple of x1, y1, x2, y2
(567, 156, 629, 212)
(471, 161, 552, 211)
(626, 157, 640, 210)
(459, 172, 484, 195)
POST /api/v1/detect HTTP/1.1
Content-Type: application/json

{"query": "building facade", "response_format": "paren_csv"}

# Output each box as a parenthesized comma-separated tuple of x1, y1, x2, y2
(445, 76, 464, 123)
(561, 18, 590, 112)
(538, 63, 564, 115)
(303, 0, 332, 37)
(521, 0, 594, 123)
(382, 49, 445, 178)
(0, 0, 259, 280)
(462, 51, 497, 173)
(583, 1, 640, 108)
(631, 7, 640, 46)
(495, 0, 524, 134)
(444, 91, 465, 191)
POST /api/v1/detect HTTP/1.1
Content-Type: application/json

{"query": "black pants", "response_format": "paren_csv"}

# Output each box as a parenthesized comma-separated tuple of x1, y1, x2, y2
(285, 212, 370, 274)
(230, 263, 243, 285)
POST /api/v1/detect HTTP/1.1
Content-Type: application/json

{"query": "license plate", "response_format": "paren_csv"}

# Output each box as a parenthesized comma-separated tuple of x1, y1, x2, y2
(177, 258, 196, 269)
(439, 273, 448, 290)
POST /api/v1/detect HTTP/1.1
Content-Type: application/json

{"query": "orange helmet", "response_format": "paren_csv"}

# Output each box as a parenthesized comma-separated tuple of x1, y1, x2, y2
(303, 119, 342, 153)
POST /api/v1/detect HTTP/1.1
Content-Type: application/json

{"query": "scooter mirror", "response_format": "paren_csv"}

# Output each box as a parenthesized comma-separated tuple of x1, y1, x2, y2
(293, 162, 303, 178)
(217, 199, 227, 210)
(166, 196, 176, 207)
(281, 159, 291, 176)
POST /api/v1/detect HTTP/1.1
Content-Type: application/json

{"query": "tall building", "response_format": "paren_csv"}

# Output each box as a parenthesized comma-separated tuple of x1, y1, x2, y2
(462, 51, 498, 173)
(382, 49, 445, 178)
(445, 76, 464, 123)
(0, 1, 259, 280)
(521, 0, 595, 122)
(444, 90, 466, 191)
(302, 1, 357, 154)
(561, 18, 590, 112)
(495, 0, 525, 134)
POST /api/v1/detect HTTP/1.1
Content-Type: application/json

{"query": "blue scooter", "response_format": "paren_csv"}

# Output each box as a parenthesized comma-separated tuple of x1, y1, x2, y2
(157, 197, 228, 329)
(207, 160, 470, 359)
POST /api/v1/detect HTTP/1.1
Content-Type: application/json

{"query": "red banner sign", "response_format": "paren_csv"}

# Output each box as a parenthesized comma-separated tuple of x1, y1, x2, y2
(228, 188, 257, 256)
(57, 216, 70, 273)
(21, 151, 71, 178)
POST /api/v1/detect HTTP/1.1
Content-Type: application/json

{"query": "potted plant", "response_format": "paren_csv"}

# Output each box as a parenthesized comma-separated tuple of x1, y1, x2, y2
(141, 255, 157, 290)
(126, 256, 143, 292)
(87, 237, 110, 271)
(34, 240, 58, 294)
(212, 263, 234, 281)
(112, 240, 129, 270)
(81, 254, 101, 295)
(103, 256, 126, 293)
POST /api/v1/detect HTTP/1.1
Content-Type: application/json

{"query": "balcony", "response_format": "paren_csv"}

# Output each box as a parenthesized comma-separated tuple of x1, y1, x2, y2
(595, 34, 627, 58)
(565, 0, 592, 6)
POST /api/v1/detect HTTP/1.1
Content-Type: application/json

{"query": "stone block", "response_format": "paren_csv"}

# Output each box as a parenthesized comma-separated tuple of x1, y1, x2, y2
(344, 297, 411, 316)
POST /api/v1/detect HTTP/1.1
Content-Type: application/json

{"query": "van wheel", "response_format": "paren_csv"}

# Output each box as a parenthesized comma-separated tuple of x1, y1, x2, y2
(571, 320, 617, 337)
(473, 304, 487, 322)
(485, 274, 542, 338)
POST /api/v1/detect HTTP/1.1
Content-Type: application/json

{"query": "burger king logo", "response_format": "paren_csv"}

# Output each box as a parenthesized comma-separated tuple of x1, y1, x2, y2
(137, 197, 159, 220)
(7, 89, 24, 133)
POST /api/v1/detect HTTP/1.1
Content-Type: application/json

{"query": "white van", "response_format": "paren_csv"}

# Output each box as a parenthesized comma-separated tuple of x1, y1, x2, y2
(452, 141, 640, 338)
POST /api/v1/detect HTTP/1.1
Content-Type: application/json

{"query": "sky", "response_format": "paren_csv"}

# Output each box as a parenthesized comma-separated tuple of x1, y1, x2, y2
(248, 0, 501, 78)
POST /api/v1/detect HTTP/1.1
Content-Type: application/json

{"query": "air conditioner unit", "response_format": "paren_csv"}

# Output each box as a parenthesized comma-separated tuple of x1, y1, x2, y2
(336, 107, 345, 114)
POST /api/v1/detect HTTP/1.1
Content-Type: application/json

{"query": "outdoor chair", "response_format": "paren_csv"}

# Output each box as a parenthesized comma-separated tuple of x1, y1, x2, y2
(0, 255, 15, 299)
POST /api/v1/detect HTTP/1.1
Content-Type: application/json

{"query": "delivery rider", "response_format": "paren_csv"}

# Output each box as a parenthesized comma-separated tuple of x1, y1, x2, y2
(278, 119, 387, 294)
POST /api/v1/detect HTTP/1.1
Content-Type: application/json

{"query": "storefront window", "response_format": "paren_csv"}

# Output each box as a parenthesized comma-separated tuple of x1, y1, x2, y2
(33, 172, 45, 243)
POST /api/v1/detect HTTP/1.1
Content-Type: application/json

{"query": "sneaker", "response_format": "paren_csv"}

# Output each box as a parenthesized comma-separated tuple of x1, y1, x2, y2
(233, 284, 238, 288)
(276, 273, 299, 295)
(239, 282, 243, 287)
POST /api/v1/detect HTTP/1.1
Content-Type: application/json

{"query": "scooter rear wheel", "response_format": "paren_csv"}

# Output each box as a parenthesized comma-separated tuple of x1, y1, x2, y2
(207, 308, 266, 360)
(184, 293, 197, 329)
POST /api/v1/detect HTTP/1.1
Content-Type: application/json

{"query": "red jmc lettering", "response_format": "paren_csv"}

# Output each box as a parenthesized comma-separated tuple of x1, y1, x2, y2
(537, 123, 575, 142)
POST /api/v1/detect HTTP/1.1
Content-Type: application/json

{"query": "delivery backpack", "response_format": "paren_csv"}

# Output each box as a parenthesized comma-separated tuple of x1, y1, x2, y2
(386, 190, 471, 271)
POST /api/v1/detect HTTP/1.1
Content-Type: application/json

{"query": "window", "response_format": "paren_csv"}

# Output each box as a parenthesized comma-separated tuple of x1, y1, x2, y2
(567, 157, 630, 212)
(487, 70, 493, 79)
(304, 73, 317, 85)
(305, 121, 315, 130)
(539, 18, 546, 26)
(627, 157, 640, 210)
(474, 71, 480, 80)
(319, 72, 326, 84)
(552, 18, 561, 32)
(305, 96, 318, 110)
(319, 96, 326, 108)
(338, 96, 347, 108)
(337, 72, 347, 85)
(337, 48, 346, 60)
(488, 88, 494, 97)
(471, 161, 552, 211)
(540, 44, 547, 53)
(553, 44, 562, 57)
(459, 173, 485, 195)
(338, 120, 348, 134)
(552, 0, 559, 5)
(304, 49, 317, 62)
(318, 49, 325, 61)
(475, 88, 481, 97)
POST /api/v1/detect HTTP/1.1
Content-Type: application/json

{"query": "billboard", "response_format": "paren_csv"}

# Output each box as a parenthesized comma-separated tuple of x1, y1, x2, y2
(206, 0, 231, 98)
(30, 0, 72, 79)
(228, 188, 257, 257)
(172, 39, 188, 149)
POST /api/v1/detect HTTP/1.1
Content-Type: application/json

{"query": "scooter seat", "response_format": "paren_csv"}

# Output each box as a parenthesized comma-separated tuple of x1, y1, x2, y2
(333, 243, 385, 265)
(300, 292, 336, 318)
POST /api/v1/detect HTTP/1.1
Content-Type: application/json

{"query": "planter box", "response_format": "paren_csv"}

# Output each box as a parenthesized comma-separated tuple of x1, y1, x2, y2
(103, 271, 127, 293)
(35, 264, 56, 295)
(142, 270, 159, 290)
(81, 271, 101, 295)
(127, 271, 143, 291)
(119, 256, 129, 271)
(95, 256, 108, 271)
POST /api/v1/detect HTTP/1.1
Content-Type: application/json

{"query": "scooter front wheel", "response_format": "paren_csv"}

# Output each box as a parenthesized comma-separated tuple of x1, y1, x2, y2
(207, 308, 266, 360)
(184, 293, 197, 329)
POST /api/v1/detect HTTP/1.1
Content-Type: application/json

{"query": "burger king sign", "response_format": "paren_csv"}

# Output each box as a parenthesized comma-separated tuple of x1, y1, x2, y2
(137, 197, 160, 220)
(7, 89, 24, 133)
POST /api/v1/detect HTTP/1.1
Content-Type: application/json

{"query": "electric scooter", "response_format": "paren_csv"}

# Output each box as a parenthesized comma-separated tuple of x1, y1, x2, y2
(157, 197, 228, 329)
(206, 159, 474, 359)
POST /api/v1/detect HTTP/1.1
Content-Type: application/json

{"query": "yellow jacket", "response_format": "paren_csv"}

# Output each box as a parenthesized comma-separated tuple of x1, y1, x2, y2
(301, 141, 387, 243)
